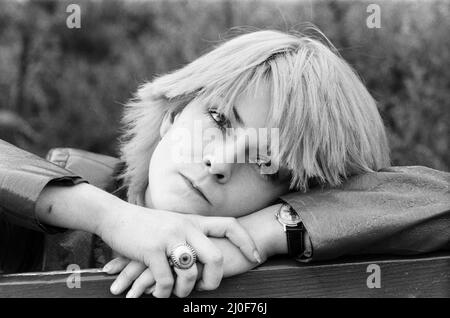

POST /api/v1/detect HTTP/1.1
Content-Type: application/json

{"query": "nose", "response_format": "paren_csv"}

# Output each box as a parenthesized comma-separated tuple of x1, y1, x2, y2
(203, 154, 232, 184)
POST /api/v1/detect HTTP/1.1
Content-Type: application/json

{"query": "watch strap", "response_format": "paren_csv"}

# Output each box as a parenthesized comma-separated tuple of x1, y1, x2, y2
(286, 224, 304, 257)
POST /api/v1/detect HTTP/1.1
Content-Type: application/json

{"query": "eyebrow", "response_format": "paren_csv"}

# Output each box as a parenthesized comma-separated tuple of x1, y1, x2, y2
(232, 107, 245, 126)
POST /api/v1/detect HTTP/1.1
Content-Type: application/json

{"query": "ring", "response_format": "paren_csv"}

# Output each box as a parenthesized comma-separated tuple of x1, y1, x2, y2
(168, 243, 197, 269)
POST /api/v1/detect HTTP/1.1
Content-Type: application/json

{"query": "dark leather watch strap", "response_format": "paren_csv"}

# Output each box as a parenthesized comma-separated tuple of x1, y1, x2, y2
(286, 224, 304, 257)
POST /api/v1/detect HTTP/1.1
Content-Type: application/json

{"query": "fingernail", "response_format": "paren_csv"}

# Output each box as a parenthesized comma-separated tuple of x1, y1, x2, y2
(110, 282, 119, 294)
(253, 250, 262, 264)
(126, 290, 136, 298)
(102, 264, 112, 273)
(195, 281, 204, 291)
(195, 285, 204, 292)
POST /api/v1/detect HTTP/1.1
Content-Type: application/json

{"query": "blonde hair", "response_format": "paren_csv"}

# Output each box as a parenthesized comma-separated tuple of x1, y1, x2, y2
(119, 29, 390, 204)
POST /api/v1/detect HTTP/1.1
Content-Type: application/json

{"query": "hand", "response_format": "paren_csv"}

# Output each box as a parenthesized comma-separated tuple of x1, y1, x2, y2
(104, 256, 200, 298)
(98, 202, 261, 298)
(103, 245, 260, 299)
(36, 183, 260, 297)
(103, 257, 155, 298)
(36, 183, 276, 297)
(102, 204, 286, 298)
(206, 203, 287, 278)
(103, 235, 265, 299)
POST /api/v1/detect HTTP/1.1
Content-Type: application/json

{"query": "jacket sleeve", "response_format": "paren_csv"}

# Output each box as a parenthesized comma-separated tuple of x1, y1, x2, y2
(0, 139, 87, 233)
(281, 166, 450, 262)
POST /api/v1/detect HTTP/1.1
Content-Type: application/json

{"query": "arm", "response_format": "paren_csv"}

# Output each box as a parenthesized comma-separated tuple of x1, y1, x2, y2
(1, 140, 260, 299)
(191, 166, 450, 278)
(281, 166, 450, 262)
(0, 139, 91, 272)
(0, 139, 86, 233)
(104, 165, 450, 297)
(38, 182, 263, 298)
(182, 166, 450, 277)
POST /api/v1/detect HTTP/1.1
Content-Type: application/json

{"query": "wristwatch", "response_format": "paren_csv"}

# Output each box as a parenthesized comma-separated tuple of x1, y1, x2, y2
(276, 203, 304, 257)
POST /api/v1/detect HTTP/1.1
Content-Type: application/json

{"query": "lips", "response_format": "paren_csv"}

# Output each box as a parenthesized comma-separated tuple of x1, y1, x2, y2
(180, 173, 211, 205)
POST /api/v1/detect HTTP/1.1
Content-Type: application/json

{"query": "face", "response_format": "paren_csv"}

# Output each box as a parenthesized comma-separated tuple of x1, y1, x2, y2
(144, 83, 291, 217)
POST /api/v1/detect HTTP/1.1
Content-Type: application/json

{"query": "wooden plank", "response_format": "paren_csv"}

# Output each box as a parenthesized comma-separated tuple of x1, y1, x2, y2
(0, 253, 449, 298)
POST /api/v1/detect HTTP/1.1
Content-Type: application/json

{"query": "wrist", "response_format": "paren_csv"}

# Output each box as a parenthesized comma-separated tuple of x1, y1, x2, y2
(239, 204, 287, 259)
(263, 205, 288, 257)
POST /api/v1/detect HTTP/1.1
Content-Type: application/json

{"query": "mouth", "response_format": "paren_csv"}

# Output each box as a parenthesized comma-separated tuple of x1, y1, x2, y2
(179, 173, 211, 205)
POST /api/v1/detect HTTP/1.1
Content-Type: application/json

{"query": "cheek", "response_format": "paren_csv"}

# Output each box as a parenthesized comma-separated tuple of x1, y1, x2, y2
(164, 117, 215, 164)
(149, 140, 170, 174)
(226, 169, 289, 212)
(242, 167, 289, 195)
(147, 138, 179, 196)
(250, 181, 288, 204)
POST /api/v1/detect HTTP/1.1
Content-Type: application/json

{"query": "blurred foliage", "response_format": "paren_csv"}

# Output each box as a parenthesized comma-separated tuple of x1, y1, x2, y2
(0, 0, 448, 171)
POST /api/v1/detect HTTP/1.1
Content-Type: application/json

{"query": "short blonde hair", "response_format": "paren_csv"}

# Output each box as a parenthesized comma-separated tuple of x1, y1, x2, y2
(119, 29, 390, 204)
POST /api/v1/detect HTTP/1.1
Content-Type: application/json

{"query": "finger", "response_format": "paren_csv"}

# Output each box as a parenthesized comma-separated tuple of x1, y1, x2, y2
(103, 256, 130, 274)
(144, 286, 156, 295)
(110, 261, 146, 295)
(145, 252, 174, 298)
(186, 232, 223, 291)
(126, 269, 156, 298)
(200, 217, 261, 263)
(172, 264, 198, 298)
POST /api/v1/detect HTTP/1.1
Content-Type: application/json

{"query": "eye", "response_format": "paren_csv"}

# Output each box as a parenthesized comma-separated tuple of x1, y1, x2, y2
(251, 155, 272, 168)
(253, 156, 280, 181)
(208, 108, 230, 129)
(255, 157, 271, 168)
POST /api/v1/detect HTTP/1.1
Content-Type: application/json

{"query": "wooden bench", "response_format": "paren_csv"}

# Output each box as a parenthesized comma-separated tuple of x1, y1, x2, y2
(1, 253, 449, 297)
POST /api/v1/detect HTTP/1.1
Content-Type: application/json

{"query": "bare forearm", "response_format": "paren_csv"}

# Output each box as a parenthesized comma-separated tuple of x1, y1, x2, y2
(35, 183, 123, 235)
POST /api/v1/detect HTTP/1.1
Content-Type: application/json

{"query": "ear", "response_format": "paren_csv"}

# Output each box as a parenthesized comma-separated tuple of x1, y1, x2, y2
(159, 111, 179, 138)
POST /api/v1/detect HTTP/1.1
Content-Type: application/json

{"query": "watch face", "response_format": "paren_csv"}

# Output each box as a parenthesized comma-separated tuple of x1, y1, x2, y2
(278, 205, 301, 226)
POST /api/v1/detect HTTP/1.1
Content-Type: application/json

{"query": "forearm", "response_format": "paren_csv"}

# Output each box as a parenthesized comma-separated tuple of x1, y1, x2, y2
(35, 182, 124, 235)
(281, 166, 450, 261)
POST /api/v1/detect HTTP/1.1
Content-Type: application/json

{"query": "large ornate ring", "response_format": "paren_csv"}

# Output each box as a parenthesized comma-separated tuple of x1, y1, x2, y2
(168, 243, 197, 269)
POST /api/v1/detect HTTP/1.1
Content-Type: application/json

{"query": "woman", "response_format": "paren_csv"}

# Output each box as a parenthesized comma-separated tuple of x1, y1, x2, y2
(103, 30, 449, 297)
(0, 30, 449, 298)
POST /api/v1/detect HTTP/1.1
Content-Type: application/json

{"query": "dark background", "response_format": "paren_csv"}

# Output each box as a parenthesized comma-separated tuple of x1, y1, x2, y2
(0, 0, 448, 171)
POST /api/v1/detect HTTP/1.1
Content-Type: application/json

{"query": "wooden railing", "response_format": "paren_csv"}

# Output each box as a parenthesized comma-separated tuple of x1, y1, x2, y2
(1, 253, 449, 298)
